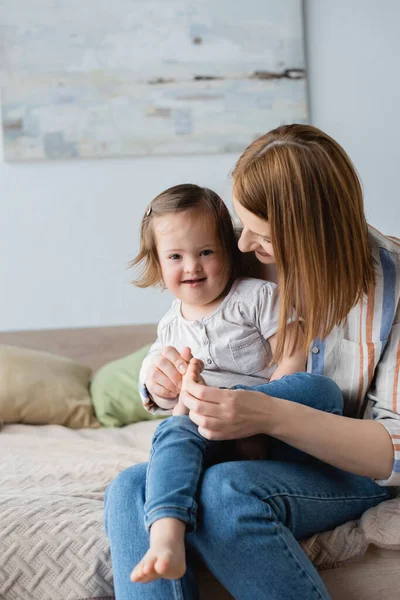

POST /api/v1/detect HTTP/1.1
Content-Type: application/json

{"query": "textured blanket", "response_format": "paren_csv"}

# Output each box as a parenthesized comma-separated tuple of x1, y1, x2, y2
(0, 422, 157, 600)
(1, 421, 399, 600)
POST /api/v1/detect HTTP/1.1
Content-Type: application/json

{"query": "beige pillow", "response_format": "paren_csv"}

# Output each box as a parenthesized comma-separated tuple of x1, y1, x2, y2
(0, 345, 99, 428)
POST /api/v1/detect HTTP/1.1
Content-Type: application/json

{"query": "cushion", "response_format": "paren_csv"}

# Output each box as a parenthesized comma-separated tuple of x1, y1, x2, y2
(0, 345, 99, 428)
(90, 344, 164, 427)
(300, 496, 400, 570)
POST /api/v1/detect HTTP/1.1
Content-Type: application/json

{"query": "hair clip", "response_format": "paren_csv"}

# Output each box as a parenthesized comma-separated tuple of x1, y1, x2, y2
(146, 205, 152, 217)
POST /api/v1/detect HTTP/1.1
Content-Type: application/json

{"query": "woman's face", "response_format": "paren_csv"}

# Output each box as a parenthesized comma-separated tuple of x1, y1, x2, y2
(233, 197, 276, 264)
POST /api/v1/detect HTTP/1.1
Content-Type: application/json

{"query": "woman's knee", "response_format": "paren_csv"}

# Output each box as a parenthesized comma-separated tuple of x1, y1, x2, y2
(104, 463, 147, 532)
(195, 462, 271, 541)
(195, 463, 241, 541)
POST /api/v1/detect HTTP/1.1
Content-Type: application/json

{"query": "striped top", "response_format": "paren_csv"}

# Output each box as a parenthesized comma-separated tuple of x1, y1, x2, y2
(139, 226, 400, 486)
(307, 226, 400, 486)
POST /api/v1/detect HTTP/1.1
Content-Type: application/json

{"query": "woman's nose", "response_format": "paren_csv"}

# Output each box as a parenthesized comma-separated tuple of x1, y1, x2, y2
(238, 230, 252, 252)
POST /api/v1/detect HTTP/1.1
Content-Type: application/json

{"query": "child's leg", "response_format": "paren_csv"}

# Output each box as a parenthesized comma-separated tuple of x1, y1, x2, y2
(132, 415, 228, 583)
(233, 373, 343, 463)
(234, 372, 344, 414)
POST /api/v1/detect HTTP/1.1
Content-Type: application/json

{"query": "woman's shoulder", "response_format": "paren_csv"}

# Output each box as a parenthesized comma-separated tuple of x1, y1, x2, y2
(368, 225, 400, 263)
(338, 226, 400, 345)
(368, 227, 400, 303)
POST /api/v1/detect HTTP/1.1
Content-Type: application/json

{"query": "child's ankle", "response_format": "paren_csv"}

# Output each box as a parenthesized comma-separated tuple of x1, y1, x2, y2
(150, 517, 186, 544)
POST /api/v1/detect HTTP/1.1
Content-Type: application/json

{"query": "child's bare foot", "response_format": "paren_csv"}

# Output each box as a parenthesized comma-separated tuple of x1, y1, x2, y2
(131, 518, 186, 584)
(173, 358, 206, 416)
(173, 400, 189, 416)
(183, 358, 206, 386)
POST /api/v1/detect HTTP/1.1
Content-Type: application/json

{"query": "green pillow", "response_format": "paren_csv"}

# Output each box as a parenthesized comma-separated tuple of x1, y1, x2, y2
(90, 344, 163, 427)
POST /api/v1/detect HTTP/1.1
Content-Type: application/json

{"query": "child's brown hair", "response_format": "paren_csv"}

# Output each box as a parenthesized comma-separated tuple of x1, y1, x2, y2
(131, 184, 241, 288)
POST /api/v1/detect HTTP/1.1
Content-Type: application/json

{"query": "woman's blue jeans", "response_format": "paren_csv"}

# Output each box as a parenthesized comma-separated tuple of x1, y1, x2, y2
(104, 373, 390, 600)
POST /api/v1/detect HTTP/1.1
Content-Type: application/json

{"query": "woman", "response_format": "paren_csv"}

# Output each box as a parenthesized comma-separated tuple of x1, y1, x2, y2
(104, 124, 400, 600)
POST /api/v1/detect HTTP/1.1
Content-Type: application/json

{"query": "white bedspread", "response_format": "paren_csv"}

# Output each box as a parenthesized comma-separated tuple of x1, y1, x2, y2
(0, 421, 158, 600)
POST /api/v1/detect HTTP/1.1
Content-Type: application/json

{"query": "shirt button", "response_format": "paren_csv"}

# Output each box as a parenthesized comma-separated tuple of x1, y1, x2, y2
(203, 339, 209, 346)
(312, 346, 319, 354)
(207, 358, 212, 364)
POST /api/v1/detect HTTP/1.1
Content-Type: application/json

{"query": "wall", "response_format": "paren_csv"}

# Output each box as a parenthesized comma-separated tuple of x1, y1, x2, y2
(1, 0, 399, 331)
(0, 151, 236, 330)
(304, 0, 400, 231)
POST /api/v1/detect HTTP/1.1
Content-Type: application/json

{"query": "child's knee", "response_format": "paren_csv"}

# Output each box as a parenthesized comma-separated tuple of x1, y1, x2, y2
(292, 373, 343, 414)
(316, 375, 343, 414)
(258, 372, 343, 415)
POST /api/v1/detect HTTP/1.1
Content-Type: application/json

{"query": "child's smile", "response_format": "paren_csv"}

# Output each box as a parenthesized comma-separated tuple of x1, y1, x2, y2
(181, 277, 207, 286)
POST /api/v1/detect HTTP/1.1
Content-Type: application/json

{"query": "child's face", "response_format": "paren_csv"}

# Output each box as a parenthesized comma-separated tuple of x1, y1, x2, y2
(233, 196, 276, 264)
(154, 208, 229, 308)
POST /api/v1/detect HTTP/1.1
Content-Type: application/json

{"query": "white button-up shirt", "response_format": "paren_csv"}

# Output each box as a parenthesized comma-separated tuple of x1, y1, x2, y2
(140, 277, 282, 400)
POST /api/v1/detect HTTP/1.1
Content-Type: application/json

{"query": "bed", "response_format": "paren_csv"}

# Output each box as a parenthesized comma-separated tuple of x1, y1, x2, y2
(0, 324, 399, 600)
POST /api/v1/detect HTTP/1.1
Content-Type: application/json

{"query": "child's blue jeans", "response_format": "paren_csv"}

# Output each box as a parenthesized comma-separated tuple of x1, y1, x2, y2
(143, 373, 344, 531)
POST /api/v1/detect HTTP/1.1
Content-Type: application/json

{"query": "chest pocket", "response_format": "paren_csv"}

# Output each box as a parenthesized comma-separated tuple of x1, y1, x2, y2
(229, 331, 269, 375)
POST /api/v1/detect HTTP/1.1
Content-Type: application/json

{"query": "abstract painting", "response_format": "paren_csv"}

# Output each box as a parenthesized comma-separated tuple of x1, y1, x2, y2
(0, 0, 307, 161)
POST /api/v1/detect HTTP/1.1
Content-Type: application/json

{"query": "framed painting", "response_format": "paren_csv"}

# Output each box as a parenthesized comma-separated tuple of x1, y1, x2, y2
(0, 0, 307, 161)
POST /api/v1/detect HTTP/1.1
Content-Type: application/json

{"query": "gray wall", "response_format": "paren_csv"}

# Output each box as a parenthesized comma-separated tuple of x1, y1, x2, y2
(304, 0, 400, 231)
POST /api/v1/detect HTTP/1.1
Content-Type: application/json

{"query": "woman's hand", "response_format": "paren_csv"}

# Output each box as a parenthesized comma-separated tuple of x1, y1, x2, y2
(146, 346, 193, 400)
(182, 365, 394, 479)
(180, 364, 275, 440)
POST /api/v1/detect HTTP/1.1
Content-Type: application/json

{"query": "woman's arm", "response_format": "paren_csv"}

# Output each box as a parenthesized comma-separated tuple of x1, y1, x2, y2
(268, 397, 394, 480)
(363, 320, 400, 484)
(268, 324, 306, 381)
(180, 378, 394, 481)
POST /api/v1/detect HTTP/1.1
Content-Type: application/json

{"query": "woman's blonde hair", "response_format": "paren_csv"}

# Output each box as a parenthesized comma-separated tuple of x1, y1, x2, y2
(232, 123, 375, 362)
(131, 183, 241, 288)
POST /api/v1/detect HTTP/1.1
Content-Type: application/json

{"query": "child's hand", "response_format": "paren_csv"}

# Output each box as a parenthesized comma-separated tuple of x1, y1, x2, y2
(182, 358, 206, 388)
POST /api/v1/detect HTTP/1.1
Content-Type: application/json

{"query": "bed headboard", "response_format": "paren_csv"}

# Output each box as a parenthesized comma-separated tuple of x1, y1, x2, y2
(0, 324, 157, 372)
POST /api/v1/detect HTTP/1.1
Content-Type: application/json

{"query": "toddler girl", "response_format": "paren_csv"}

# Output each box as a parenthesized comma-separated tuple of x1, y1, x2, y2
(129, 184, 342, 584)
